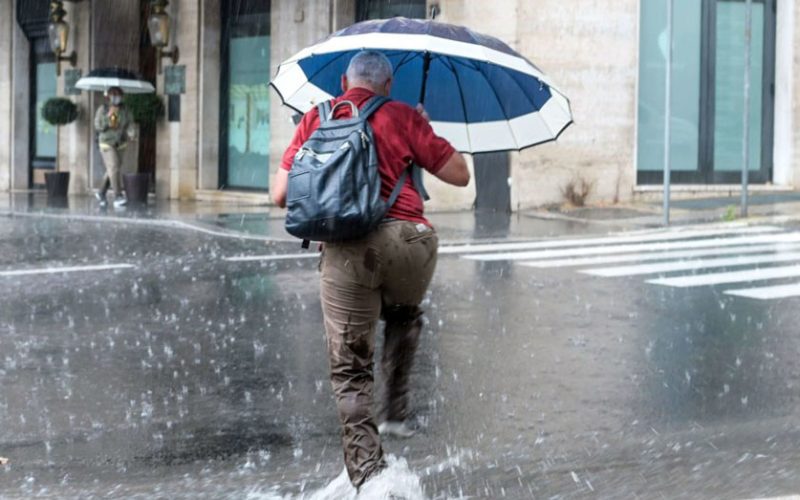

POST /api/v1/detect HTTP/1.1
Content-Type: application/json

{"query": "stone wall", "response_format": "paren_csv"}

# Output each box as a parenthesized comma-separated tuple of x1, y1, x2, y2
(268, 0, 341, 186)
(512, 0, 639, 208)
(792, 0, 800, 187)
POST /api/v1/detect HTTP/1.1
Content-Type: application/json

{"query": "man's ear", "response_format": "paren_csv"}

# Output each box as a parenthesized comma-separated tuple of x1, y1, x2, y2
(383, 77, 393, 96)
(341, 75, 349, 93)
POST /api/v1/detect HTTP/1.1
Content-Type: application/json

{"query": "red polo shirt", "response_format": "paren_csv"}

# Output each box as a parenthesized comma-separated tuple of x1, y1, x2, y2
(280, 87, 455, 226)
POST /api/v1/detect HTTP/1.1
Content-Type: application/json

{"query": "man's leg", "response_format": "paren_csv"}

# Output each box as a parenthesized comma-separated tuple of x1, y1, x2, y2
(378, 222, 439, 428)
(380, 305, 423, 424)
(320, 242, 385, 488)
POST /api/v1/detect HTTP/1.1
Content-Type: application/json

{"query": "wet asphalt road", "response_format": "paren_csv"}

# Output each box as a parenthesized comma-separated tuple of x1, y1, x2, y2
(2, 209, 800, 499)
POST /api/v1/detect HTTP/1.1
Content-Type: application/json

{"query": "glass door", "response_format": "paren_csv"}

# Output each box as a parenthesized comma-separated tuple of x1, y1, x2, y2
(637, 0, 775, 184)
(220, 0, 271, 191)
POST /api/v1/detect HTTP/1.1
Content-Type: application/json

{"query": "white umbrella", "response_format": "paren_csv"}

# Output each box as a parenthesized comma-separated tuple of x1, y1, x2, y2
(75, 67, 155, 94)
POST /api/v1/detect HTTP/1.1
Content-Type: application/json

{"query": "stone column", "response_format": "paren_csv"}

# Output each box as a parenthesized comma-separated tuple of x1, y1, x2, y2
(61, 0, 93, 194)
(0, 0, 13, 192)
(10, 6, 30, 191)
(155, 0, 200, 200)
(198, 0, 221, 191)
(268, 0, 336, 184)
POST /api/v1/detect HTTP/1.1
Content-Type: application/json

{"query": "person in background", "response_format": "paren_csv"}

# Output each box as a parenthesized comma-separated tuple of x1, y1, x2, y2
(93, 86, 134, 208)
(272, 51, 470, 490)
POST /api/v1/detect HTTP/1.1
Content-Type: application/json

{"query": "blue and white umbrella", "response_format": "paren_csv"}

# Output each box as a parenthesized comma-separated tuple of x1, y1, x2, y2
(270, 17, 572, 154)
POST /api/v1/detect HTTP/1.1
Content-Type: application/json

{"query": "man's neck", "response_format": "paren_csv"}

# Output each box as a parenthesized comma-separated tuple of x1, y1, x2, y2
(345, 85, 379, 95)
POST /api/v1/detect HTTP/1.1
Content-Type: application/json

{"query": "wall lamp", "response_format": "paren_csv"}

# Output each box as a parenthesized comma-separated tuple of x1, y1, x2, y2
(148, 0, 180, 74)
(48, 1, 77, 76)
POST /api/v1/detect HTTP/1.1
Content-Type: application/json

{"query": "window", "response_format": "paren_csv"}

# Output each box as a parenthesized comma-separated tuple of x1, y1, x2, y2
(220, 0, 271, 191)
(637, 0, 775, 184)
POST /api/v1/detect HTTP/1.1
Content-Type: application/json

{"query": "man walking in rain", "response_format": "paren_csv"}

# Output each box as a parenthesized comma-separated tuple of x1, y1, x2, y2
(94, 86, 133, 208)
(272, 51, 470, 489)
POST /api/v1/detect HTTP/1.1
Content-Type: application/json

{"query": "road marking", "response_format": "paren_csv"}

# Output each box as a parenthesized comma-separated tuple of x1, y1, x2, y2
(438, 225, 779, 255)
(521, 243, 800, 268)
(0, 210, 294, 242)
(0, 263, 134, 277)
(725, 282, 800, 300)
(223, 253, 320, 262)
(463, 233, 800, 262)
(582, 251, 800, 277)
(647, 264, 800, 288)
(740, 497, 800, 500)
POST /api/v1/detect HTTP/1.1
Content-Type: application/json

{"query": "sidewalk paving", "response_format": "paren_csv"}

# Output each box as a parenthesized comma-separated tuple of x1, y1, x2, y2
(2, 191, 799, 246)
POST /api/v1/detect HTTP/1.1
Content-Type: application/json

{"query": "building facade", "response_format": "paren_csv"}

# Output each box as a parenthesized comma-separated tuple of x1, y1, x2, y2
(1, 0, 798, 210)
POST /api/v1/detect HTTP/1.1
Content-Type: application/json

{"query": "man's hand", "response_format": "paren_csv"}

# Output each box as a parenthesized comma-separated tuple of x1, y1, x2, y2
(415, 103, 430, 122)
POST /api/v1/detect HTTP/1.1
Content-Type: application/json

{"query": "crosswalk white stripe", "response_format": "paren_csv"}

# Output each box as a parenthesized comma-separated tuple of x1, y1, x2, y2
(0, 264, 134, 277)
(582, 252, 800, 277)
(520, 243, 800, 268)
(463, 233, 800, 262)
(647, 264, 800, 288)
(224, 253, 320, 262)
(725, 282, 800, 300)
(438, 226, 779, 255)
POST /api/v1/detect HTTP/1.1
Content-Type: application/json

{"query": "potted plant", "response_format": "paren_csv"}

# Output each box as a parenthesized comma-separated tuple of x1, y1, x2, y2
(41, 97, 79, 198)
(122, 93, 164, 204)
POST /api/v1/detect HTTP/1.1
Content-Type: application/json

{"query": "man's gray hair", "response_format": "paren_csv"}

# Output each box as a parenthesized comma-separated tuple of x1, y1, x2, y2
(346, 51, 393, 88)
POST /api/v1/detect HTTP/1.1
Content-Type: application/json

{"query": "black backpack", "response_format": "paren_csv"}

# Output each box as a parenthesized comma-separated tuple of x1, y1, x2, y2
(284, 96, 427, 247)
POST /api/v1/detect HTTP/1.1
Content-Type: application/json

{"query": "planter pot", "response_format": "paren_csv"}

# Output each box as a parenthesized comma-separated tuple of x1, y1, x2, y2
(44, 172, 70, 198)
(123, 173, 149, 204)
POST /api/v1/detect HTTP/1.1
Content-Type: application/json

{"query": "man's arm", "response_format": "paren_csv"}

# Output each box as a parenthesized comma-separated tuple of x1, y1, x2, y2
(432, 151, 470, 187)
(271, 168, 288, 208)
(410, 105, 470, 187)
(272, 108, 319, 208)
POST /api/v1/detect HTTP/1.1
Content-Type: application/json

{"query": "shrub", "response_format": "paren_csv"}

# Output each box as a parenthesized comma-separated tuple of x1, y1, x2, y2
(124, 93, 165, 126)
(42, 98, 78, 126)
(561, 177, 594, 207)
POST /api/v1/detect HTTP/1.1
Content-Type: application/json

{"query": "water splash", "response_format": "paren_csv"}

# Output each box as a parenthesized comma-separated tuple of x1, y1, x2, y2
(246, 456, 426, 500)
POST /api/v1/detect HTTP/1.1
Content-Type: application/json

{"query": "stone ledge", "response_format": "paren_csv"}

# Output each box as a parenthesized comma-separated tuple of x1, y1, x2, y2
(194, 189, 273, 206)
(634, 184, 795, 193)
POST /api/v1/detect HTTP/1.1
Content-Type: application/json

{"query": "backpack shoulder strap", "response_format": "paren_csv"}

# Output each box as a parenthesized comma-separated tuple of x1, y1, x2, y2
(411, 163, 430, 201)
(386, 169, 409, 209)
(358, 95, 390, 121)
(317, 100, 333, 124)
(385, 163, 430, 212)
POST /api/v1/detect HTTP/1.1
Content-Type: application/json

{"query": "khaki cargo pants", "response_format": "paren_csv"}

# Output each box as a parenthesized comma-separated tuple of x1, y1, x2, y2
(99, 144, 125, 198)
(320, 220, 438, 488)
